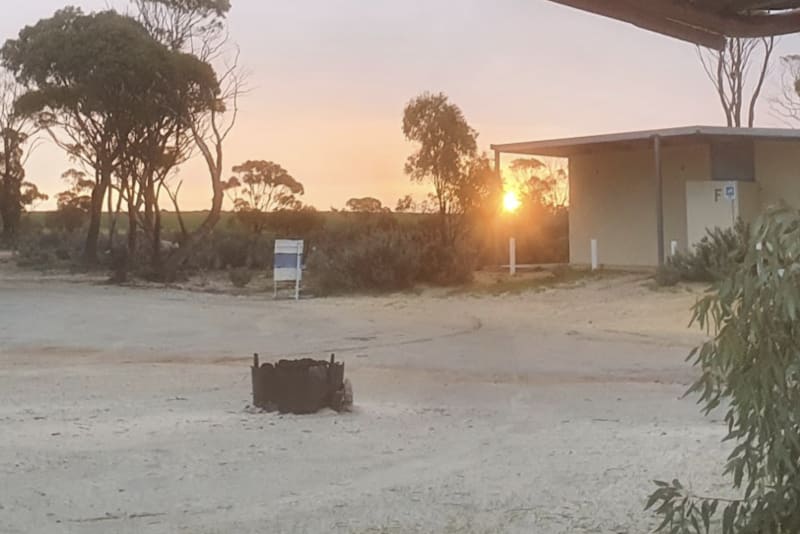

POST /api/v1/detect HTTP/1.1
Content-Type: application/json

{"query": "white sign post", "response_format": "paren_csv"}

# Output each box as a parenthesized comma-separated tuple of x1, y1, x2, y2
(274, 239, 304, 300)
(591, 239, 598, 271)
(509, 237, 517, 276)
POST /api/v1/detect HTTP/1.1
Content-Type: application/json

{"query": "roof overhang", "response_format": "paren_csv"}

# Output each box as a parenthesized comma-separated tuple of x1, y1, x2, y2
(491, 126, 800, 157)
(548, 0, 800, 50)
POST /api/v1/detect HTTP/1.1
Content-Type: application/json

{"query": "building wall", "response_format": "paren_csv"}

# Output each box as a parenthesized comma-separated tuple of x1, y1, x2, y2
(569, 144, 710, 267)
(661, 144, 711, 256)
(685, 181, 761, 248)
(754, 140, 800, 209)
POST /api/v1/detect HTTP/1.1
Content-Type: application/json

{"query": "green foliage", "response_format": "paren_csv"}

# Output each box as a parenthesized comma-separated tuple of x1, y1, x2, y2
(656, 221, 749, 286)
(228, 267, 253, 288)
(3, 8, 217, 126)
(306, 213, 478, 295)
(414, 216, 475, 285)
(306, 215, 421, 295)
(345, 197, 387, 213)
(45, 169, 93, 233)
(223, 160, 305, 233)
(402, 93, 501, 245)
(395, 194, 415, 213)
(509, 157, 569, 209)
(15, 229, 84, 267)
(0, 73, 45, 241)
(185, 229, 269, 271)
(403, 92, 477, 192)
(646, 207, 800, 533)
(2, 7, 220, 262)
(133, 0, 231, 51)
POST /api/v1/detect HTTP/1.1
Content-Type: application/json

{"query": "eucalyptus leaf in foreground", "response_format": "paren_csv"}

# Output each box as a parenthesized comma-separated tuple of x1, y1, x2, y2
(647, 207, 800, 533)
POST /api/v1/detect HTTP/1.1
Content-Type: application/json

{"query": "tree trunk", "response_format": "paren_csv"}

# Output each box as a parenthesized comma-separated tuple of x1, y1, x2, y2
(152, 199, 162, 271)
(107, 185, 115, 250)
(161, 118, 227, 281)
(0, 200, 12, 241)
(0, 138, 21, 242)
(162, 164, 223, 281)
(144, 176, 155, 237)
(127, 192, 137, 261)
(108, 188, 123, 251)
(84, 169, 110, 264)
(0, 177, 10, 240)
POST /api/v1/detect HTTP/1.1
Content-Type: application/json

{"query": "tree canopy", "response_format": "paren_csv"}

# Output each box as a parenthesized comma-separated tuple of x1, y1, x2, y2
(1, 7, 219, 261)
(403, 92, 491, 243)
(223, 160, 304, 233)
(403, 92, 478, 214)
(345, 197, 387, 213)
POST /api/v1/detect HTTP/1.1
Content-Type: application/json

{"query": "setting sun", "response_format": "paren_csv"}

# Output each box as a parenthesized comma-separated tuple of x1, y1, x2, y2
(503, 190, 521, 213)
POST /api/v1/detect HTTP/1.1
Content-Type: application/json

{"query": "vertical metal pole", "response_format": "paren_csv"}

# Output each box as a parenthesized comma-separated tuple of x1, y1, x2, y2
(654, 135, 665, 266)
(509, 237, 516, 276)
(495, 149, 503, 267)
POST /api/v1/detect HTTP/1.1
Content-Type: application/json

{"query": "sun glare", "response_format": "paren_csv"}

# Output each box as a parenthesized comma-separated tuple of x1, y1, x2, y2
(503, 190, 521, 213)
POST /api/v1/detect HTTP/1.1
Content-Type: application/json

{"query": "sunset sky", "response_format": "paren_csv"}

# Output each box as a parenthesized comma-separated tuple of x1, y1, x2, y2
(5, 0, 800, 211)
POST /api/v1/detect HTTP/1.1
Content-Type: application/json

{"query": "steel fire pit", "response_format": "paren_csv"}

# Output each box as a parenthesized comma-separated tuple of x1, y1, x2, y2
(250, 354, 352, 414)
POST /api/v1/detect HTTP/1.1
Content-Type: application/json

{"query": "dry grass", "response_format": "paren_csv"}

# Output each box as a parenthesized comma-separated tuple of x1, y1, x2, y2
(451, 266, 620, 297)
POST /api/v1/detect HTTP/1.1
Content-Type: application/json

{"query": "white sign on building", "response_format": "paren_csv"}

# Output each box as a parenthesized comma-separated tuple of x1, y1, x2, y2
(274, 239, 304, 300)
(724, 183, 737, 201)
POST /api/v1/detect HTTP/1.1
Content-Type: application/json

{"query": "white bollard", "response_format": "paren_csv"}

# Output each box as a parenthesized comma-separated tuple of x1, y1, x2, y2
(591, 239, 598, 271)
(670, 240, 678, 257)
(509, 237, 517, 276)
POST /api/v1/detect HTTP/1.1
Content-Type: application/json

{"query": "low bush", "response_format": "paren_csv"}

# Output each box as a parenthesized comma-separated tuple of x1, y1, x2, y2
(229, 267, 254, 288)
(656, 220, 749, 286)
(417, 240, 475, 286)
(185, 229, 275, 271)
(307, 222, 421, 295)
(15, 229, 85, 268)
(306, 214, 479, 294)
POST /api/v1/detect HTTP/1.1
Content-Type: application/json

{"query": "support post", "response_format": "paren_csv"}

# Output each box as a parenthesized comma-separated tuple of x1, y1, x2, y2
(509, 237, 517, 276)
(591, 239, 598, 271)
(294, 241, 302, 301)
(653, 135, 665, 266)
(494, 150, 501, 177)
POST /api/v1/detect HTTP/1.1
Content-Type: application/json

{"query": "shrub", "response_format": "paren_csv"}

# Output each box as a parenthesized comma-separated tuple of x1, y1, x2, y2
(417, 240, 475, 286)
(213, 231, 251, 269)
(646, 208, 800, 533)
(186, 229, 275, 272)
(229, 267, 254, 288)
(305, 214, 480, 295)
(44, 206, 88, 233)
(307, 223, 421, 295)
(653, 262, 682, 287)
(15, 230, 84, 268)
(655, 220, 749, 286)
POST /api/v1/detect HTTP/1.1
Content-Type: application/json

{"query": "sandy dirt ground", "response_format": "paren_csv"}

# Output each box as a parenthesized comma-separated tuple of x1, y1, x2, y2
(0, 261, 732, 534)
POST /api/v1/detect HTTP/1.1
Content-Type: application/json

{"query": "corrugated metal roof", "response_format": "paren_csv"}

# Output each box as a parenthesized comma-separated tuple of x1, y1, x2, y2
(548, 0, 800, 49)
(491, 126, 800, 157)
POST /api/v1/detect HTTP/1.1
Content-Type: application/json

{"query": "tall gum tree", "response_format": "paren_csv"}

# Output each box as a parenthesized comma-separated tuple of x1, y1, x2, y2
(2, 7, 219, 263)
